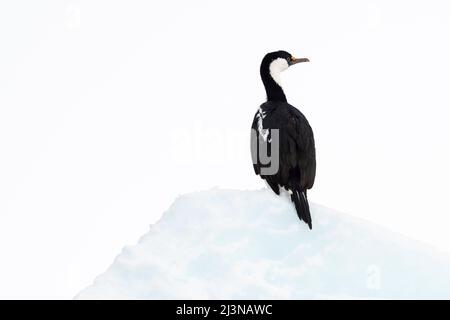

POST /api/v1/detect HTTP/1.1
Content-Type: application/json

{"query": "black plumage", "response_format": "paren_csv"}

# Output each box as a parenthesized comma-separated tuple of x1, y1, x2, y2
(251, 50, 316, 229)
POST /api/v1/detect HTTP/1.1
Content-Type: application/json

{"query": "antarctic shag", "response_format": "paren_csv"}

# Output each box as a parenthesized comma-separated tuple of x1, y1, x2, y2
(251, 50, 316, 229)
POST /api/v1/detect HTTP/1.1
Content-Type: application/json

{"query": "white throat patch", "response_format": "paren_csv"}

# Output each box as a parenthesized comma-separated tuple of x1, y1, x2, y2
(269, 58, 289, 87)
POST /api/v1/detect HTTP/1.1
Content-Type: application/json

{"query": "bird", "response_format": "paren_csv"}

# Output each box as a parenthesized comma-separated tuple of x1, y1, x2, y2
(251, 50, 316, 229)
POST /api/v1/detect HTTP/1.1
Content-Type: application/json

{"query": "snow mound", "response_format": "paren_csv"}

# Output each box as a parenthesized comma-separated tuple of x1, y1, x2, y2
(77, 189, 450, 299)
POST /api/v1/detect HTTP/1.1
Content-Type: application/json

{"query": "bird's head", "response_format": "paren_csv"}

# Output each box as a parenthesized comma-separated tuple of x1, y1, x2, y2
(264, 50, 309, 68)
(261, 50, 309, 84)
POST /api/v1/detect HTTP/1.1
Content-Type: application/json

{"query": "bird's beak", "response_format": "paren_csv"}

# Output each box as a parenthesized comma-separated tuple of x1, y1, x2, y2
(290, 57, 310, 65)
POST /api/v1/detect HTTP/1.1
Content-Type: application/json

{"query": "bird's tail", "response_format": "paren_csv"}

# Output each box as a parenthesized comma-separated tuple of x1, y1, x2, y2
(291, 189, 312, 229)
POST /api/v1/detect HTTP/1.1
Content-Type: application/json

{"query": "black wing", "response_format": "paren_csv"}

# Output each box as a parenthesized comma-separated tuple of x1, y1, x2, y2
(251, 102, 316, 192)
(283, 106, 316, 190)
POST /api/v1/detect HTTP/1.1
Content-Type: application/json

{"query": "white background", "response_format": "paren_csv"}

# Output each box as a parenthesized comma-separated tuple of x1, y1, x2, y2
(1, 0, 450, 299)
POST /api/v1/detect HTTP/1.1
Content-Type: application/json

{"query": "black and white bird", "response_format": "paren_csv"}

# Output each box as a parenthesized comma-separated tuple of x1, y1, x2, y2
(251, 50, 316, 229)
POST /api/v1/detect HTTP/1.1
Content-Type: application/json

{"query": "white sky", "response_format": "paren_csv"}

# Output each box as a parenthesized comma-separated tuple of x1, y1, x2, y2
(1, 0, 450, 299)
